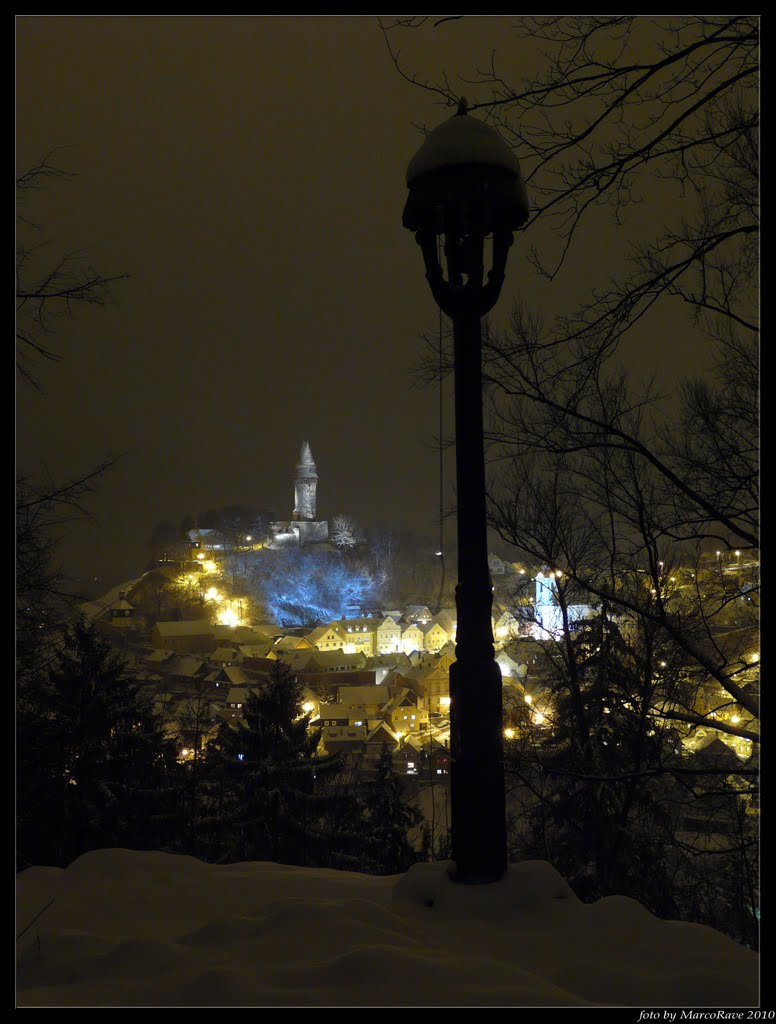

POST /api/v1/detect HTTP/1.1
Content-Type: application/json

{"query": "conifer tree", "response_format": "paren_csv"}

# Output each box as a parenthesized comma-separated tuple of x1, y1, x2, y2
(360, 745, 423, 874)
(17, 618, 180, 868)
(201, 662, 346, 865)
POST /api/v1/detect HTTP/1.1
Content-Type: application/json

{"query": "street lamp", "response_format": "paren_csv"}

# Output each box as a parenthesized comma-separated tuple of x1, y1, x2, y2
(403, 99, 529, 883)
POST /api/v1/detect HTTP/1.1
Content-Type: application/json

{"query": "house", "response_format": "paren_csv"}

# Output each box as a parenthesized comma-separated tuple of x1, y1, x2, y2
(404, 605, 433, 625)
(299, 669, 376, 693)
(143, 649, 176, 670)
(237, 644, 275, 660)
(215, 624, 274, 647)
(400, 621, 424, 655)
(495, 650, 527, 682)
(241, 655, 279, 676)
(361, 722, 402, 770)
(187, 527, 228, 558)
(317, 702, 369, 754)
(209, 646, 240, 666)
(433, 608, 457, 634)
(394, 731, 450, 776)
(337, 685, 391, 718)
(108, 597, 135, 629)
(333, 618, 378, 656)
(223, 685, 261, 719)
(274, 649, 319, 673)
(367, 652, 414, 680)
(167, 656, 210, 685)
(304, 650, 369, 674)
(207, 665, 251, 689)
(493, 610, 520, 643)
(420, 620, 451, 654)
(273, 634, 314, 652)
(375, 616, 402, 654)
(407, 651, 455, 714)
(382, 688, 429, 736)
(306, 624, 348, 651)
(151, 619, 216, 654)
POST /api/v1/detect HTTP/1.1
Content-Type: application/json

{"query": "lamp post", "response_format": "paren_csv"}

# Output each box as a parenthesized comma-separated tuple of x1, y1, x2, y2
(403, 99, 529, 882)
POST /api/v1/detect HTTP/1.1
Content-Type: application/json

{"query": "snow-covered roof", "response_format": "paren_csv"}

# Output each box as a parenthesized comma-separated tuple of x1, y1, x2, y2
(224, 686, 256, 705)
(210, 647, 238, 661)
(364, 720, 400, 745)
(337, 684, 389, 708)
(78, 579, 142, 620)
(401, 621, 424, 635)
(153, 620, 214, 637)
(144, 649, 175, 664)
(210, 666, 250, 687)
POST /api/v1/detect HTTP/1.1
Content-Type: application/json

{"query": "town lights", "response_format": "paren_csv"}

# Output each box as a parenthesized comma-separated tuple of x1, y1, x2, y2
(404, 98, 528, 883)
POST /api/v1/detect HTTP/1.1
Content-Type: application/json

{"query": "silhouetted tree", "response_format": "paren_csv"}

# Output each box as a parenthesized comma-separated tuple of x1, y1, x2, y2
(16, 151, 128, 388)
(16, 151, 125, 667)
(383, 16, 758, 351)
(17, 619, 180, 868)
(359, 745, 423, 874)
(387, 15, 759, 741)
(199, 662, 345, 865)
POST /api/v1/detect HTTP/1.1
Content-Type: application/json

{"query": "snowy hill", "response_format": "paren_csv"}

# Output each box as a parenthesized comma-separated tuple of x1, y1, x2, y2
(16, 850, 758, 1007)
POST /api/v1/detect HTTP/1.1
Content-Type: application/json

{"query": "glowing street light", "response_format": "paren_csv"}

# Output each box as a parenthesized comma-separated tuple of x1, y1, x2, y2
(403, 98, 528, 884)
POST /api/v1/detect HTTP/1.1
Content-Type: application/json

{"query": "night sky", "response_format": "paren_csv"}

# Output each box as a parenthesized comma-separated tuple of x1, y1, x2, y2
(16, 16, 711, 589)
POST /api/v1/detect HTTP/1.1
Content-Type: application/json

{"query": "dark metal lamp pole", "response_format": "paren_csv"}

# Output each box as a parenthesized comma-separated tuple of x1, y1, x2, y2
(403, 99, 529, 883)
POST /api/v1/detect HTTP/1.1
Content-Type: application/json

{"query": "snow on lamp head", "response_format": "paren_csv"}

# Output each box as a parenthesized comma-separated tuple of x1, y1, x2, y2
(403, 97, 529, 318)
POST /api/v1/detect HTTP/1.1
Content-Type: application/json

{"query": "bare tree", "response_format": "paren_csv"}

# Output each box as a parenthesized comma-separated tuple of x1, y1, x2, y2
(16, 459, 119, 676)
(382, 16, 758, 346)
(385, 18, 759, 936)
(16, 152, 127, 664)
(386, 15, 759, 738)
(330, 513, 361, 550)
(16, 151, 128, 388)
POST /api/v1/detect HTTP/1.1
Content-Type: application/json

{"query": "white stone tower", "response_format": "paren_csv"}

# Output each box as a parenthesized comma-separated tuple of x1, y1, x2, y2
(293, 441, 318, 521)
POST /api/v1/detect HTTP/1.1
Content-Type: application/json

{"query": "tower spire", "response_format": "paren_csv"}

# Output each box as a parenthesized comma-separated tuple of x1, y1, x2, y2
(293, 441, 318, 521)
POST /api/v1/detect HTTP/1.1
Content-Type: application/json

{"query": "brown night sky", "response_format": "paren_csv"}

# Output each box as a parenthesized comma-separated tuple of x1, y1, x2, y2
(16, 16, 716, 588)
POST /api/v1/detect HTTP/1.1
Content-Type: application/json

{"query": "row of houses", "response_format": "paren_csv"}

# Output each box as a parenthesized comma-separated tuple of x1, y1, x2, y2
(145, 606, 540, 659)
(220, 676, 453, 776)
(142, 610, 463, 658)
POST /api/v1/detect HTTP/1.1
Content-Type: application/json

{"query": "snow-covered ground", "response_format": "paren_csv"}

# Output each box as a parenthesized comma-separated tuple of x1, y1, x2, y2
(16, 850, 758, 1007)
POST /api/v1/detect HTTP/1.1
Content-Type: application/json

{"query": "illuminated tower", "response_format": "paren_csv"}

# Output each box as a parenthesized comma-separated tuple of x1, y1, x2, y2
(293, 441, 318, 521)
(268, 442, 327, 547)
